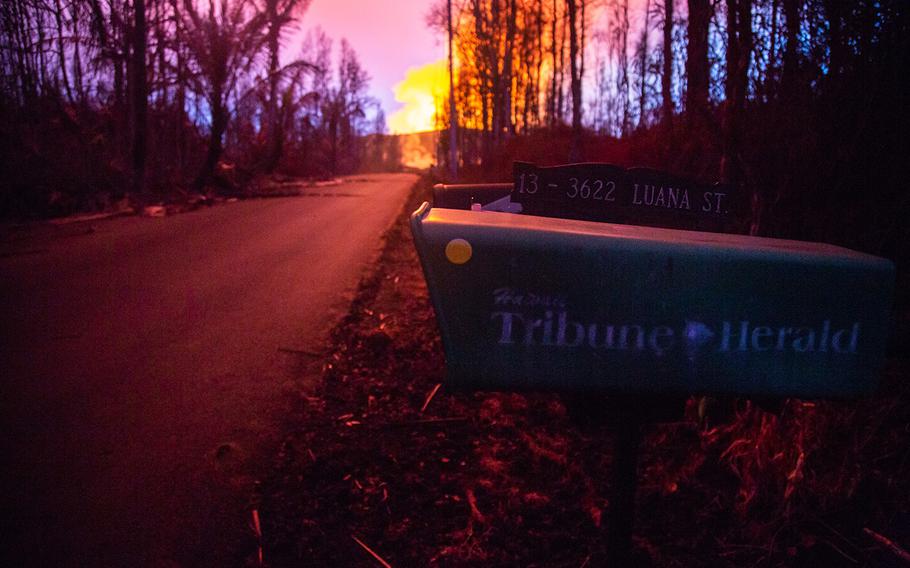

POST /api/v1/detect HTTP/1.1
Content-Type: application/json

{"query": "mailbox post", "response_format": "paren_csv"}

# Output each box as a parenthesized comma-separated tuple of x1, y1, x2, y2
(412, 163, 895, 561)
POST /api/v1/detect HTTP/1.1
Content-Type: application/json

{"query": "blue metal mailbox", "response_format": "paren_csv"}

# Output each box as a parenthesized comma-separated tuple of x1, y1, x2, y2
(410, 201, 894, 398)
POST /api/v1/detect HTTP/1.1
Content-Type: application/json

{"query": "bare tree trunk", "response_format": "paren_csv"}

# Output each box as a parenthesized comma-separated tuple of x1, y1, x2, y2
(721, 0, 752, 183)
(661, 0, 674, 125)
(567, 0, 582, 159)
(36, 7, 47, 90)
(721, 0, 752, 184)
(618, 0, 630, 134)
(766, 0, 778, 97)
(71, 3, 85, 101)
(53, 0, 74, 102)
(112, 6, 124, 111)
(264, 0, 282, 172)
(195, 90, 226, 191)
(520, 23, 533, 131)
(447, 0, 458, 179)
(489, 0, 501, 143)
(638, 0, 651, 128)
(579, 0, 585, 96)
(13, 0, 37, 102)
(472, 0, 492, 164)
(781, 0, 799, 99)
(503, 0, 517, 137)
(329, 104, 338, 176)
(154, 0, 168, 108)
(825, 0, 845, 76)
(534, 0, 544, 126)
(131, 0, 147, 194)
(557, 6, 567, 122)
(685, 0, 710, 124)
(172, 0, 186, 171)
(120, 4, 132, 164)
(548, 0, 558, 126)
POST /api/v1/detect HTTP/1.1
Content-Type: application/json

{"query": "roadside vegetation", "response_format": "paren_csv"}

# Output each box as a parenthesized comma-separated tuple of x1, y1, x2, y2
(406, 6, 910, 562)
(256, 177, 910, 566)
(429, 0, 907, 261)
(4, 0, 908, 563)
(0, 0, 399, 219)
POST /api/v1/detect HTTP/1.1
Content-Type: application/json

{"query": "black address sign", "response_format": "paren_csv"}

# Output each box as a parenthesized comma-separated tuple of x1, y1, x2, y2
(512, 162, 746, 233)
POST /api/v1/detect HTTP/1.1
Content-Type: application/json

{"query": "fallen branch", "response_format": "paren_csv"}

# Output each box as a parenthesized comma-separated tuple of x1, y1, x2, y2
(864, 527, 910, 564)
(466, 488, 486, 524)
(351, 535, 393, 568)
(420, 383, 442, 413)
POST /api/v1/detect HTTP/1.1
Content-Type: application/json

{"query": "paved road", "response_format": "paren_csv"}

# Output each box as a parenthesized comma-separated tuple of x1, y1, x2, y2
(0, 173, 416, 566)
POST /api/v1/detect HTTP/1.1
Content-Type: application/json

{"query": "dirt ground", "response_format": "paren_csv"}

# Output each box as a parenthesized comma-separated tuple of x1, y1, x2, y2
(250, 177, 910, 567)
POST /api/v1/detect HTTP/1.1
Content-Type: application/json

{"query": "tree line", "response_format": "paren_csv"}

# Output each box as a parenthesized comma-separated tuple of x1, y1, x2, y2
(433, 0, 908, 253)
(0, 0, 389, 216)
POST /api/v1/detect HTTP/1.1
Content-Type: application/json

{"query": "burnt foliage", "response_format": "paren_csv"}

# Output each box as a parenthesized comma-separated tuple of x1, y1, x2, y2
(0, 0, 388, 218)
(257, 179, 910, 566)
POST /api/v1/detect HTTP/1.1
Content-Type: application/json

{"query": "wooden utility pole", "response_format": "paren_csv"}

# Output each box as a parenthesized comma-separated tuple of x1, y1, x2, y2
(447, 0, 458, 180)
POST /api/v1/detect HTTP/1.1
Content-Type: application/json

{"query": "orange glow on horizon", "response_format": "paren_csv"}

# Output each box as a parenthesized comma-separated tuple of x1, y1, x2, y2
(388, 59, 448, 135)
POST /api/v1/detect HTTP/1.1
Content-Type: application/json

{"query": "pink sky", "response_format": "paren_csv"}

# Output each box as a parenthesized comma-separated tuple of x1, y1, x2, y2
(298, 0, 445, 126)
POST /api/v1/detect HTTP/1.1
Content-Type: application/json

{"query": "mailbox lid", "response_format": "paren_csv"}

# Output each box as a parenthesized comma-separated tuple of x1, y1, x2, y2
(411, 205, 894, 398)
(419, 206, 888, 264)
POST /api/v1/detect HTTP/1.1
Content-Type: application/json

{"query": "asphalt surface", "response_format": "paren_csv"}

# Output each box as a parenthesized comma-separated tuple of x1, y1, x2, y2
(0, 173, 416, 566)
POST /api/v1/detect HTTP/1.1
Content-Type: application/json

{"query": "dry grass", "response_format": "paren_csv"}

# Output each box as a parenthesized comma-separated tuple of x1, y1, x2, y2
(253, 176, 910, 567)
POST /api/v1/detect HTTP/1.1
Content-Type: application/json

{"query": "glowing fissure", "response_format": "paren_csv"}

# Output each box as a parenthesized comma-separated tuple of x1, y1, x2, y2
(388, 59, 449, 134)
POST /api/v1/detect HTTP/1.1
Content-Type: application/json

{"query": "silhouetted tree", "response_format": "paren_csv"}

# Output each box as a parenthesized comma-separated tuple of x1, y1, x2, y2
(685, 0, 711, 124)
(180, 0, 266, 190)
(661, 0, 674, 125)
(131, 0, 147, 194)
(258, 0, 311, 172)
(566, 0, 585, 159)
(721, 0, 752, 184)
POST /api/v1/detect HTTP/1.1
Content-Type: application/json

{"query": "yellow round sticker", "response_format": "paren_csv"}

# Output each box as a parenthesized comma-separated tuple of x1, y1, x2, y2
(445, 238, 473, 264)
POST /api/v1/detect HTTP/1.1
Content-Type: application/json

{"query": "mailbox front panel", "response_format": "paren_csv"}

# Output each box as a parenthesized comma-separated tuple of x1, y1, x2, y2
(410, 204, 894, 398)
